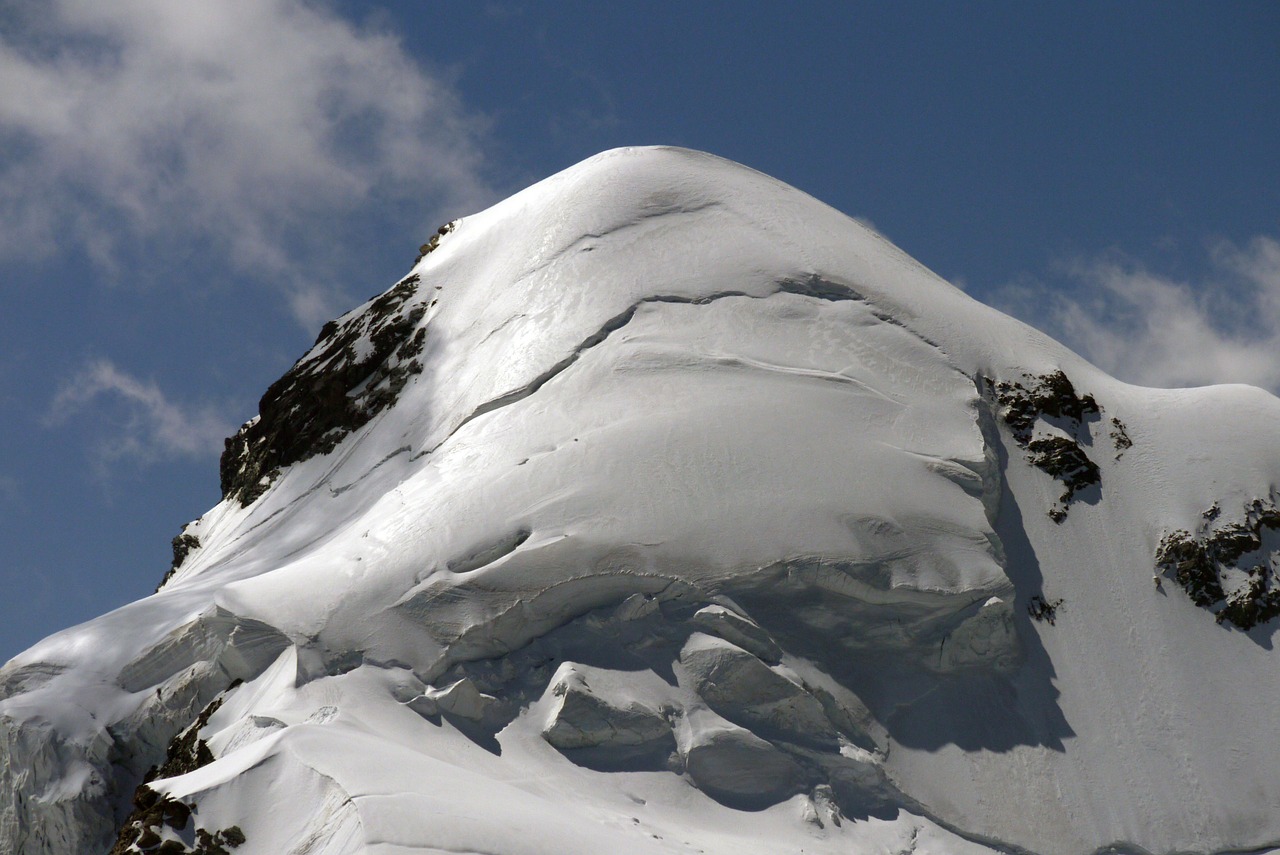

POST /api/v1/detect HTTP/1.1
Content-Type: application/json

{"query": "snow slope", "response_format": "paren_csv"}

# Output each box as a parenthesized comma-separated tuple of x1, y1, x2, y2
(3, 146, 1279, 855)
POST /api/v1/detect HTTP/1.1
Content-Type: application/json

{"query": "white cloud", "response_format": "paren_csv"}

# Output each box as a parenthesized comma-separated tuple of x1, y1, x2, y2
(0, 0, 492, 324)
(48, 359, 233, 465)
(994, 236, 1280, 394)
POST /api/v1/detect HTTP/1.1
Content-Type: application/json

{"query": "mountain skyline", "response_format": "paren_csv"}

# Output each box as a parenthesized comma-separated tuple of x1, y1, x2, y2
(2, 0, 1278, 678)
(5, 145, 1278, 855)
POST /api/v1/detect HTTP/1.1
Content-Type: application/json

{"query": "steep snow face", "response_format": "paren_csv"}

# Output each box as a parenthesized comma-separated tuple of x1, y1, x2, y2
(3, 147, 1280, 855)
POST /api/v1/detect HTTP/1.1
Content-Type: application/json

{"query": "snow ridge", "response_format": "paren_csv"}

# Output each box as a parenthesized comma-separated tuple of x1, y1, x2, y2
(4, 146, 1280, 855)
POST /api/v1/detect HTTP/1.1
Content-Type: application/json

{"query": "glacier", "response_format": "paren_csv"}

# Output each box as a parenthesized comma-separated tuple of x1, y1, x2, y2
(3, 146, 1279, 855)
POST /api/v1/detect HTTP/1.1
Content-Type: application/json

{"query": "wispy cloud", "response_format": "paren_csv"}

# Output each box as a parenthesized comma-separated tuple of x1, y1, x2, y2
(994, 236, 1280, 394)
(48, 359, 233, 466)
(0, 0, 493, 325)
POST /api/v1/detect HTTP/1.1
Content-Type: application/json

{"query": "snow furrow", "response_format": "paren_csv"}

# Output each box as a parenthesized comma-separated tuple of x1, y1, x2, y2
(415, 279, 869, 462)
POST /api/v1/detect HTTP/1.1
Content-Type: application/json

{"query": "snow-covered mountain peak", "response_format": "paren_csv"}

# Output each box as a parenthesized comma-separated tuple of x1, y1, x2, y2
(4, 147, 1280, 855)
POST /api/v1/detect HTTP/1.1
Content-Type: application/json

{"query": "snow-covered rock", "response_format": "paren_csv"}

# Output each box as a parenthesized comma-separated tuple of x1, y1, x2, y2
(3, 146, 1280, 855)
(677, 633, 836, 747)
(677, 710, 806, 809)
(688, 604, 783, 663)
(539, 662, 674, 757)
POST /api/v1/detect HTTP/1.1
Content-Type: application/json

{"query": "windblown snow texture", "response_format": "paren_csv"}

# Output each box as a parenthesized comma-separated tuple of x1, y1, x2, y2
(3, 147, 1279, 855)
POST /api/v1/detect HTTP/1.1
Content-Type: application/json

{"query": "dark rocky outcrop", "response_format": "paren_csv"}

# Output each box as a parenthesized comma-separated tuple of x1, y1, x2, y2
(109, 686, 246, 855)
(219, 270, 435, 506)
(1109, 417, 1132, 459)
(108, 783, 244, 855)
(145, 690, 231, 783)
(1156, 498, 1280, 630)
(994, 370, 1098, 444)
(989, 371, 1104, 522)
(1026, 437, 1101, 510)
(107, 787, 190, 855)
(415, 221, 456, 264)
(155, 532, 201, 592)
(1027, 595, 1064, 625)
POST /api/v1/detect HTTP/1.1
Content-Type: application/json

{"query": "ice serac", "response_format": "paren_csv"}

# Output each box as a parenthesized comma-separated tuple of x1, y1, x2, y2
(3, 146, 1280, 855)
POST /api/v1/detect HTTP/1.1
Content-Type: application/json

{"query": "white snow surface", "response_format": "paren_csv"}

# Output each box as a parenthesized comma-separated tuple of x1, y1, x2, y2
(3, 146, 1280, 855)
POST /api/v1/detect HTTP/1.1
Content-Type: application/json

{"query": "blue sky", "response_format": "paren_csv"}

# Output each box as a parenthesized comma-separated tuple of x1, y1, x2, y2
(2, 1, 1277, 662)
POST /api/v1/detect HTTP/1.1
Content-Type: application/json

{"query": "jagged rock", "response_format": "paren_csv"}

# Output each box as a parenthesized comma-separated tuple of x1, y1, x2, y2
(990, 371, 1103, 520)
(1027, 595, 1064, 625)
(1156, 498, 1280, 629)
(219, 272, 432, 506)
(994, 370, 1099, 443)
(112, 679, 241, 853)
(156, 530, 201, 591)
(415, 221, 456, 264)
(1026, 436, 1100, 506)
(111, 788, 244, 855)
(1157, 530, 1225, 607)
(150, 693, 227, 781)
(1109, 417, 1132, 458)
(108, 787, 190, 855)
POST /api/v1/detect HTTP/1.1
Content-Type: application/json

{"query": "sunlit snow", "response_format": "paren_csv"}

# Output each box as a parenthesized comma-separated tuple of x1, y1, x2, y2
(3, 147, 1279, 855)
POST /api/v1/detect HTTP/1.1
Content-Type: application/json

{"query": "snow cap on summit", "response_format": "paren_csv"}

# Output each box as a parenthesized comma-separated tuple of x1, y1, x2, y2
(4, 147, 1280, 855)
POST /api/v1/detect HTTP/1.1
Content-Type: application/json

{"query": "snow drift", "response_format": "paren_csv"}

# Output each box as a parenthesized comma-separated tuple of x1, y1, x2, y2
(3, 147, 1279, 855)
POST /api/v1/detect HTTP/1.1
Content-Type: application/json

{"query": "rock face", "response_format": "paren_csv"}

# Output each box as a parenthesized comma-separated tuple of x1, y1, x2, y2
(3, 147, 1280, 855)
(990, 371, 1106, 522)
(1156, 497, 1280, 629)
(219, 271, 434, 506)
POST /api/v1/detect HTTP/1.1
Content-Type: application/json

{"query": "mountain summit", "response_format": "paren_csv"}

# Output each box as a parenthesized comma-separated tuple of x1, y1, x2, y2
(4, 147, 1279, 855)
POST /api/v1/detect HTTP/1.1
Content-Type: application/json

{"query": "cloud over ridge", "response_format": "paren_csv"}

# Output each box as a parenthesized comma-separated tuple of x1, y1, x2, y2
(996, 235, 1280, 395)
(0, 0, 493, 324)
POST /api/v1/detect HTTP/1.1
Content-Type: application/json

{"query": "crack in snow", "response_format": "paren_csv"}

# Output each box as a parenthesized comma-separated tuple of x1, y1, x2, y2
(223, 277, 970, 569)
(413, 290, 749, 460)
(511, 200, 726, 285)
(706, 353, 906, 405)
(413, 278, 877, 462)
